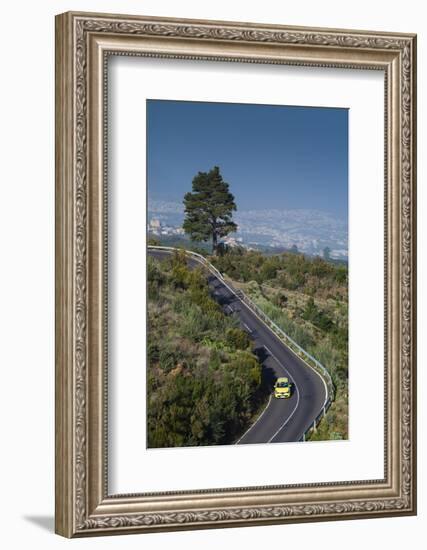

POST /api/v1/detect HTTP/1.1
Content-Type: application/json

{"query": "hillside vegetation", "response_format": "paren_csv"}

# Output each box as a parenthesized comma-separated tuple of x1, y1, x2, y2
(147, 251, 268, 448)
(211, 249, 348, 440)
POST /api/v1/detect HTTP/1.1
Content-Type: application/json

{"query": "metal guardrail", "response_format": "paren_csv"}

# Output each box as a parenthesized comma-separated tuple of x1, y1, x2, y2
(148, 245, 335, 441)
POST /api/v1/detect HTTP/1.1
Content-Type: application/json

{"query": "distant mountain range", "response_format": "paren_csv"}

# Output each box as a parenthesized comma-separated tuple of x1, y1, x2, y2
(148, 198, 348, 259)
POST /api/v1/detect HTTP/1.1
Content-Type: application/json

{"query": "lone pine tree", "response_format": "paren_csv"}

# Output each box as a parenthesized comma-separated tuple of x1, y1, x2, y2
(183, 166, 237, 254)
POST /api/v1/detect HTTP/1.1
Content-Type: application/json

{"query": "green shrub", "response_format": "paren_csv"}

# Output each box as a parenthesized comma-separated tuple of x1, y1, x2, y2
(335, 268, 347, 283)
(158, 347, 179, 372)
(226, 328, 250, 350)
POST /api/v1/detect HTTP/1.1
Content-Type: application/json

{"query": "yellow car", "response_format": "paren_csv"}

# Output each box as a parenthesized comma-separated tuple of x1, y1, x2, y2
(274, 377, 291, 399)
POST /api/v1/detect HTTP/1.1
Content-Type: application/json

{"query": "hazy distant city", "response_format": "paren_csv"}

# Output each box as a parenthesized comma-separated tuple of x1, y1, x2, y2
(147, 197, 348, 260)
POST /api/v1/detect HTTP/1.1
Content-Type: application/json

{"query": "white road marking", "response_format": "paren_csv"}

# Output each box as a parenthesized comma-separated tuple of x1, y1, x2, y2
(235, 394, 273, 444)
(243, 322, 252, 333)
(263, 345, 301, 443)
(226, 305, 233, 313)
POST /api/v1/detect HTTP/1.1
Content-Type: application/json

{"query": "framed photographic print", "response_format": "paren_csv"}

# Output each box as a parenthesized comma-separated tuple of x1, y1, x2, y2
(55, 11, 417, 537)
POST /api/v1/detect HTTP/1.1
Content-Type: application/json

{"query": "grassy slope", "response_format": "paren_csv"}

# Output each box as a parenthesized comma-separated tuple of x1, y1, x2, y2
(147, 252, 269, 448)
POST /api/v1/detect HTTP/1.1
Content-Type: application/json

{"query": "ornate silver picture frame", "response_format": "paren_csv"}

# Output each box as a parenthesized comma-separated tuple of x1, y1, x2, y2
(55, 11, 417, 537)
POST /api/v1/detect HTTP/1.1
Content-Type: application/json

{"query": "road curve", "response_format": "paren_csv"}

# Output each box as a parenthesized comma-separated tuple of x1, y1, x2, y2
(148, 248, 327, 444)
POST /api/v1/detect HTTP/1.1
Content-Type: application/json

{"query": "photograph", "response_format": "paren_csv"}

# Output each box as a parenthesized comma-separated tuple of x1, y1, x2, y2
(146, 99, 348, 448)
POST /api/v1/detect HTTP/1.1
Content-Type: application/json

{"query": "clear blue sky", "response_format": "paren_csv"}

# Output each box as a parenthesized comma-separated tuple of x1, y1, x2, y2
(147, 100, 348, 218)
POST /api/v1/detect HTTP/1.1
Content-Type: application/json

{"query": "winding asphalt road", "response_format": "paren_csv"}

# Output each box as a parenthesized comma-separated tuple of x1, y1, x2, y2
(148, 248, 327, 444)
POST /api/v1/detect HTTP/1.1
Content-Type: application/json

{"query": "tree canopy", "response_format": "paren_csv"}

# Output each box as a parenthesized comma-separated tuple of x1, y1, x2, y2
(183, 166, 237, 254)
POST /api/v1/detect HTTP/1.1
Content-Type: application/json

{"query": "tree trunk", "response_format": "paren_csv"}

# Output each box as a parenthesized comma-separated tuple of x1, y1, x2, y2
(212, 228, 218, 255)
